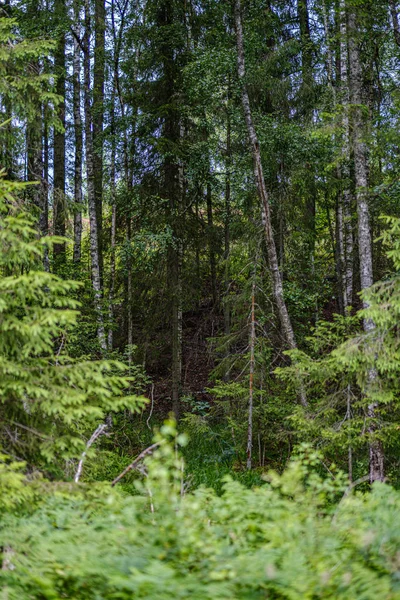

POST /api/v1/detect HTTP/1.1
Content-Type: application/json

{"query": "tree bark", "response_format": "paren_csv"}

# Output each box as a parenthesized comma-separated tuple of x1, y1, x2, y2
(247, 273, 256, 470)
(224, 100, 231, 370)
(73, 0, 83, 264)
(347, 4, 384, 482)
(42, 103, 50, 272)
(389, 0, 400, 47)
(206, 181, 217, 306)
(339, 0, 353, 309)
(27, 108, 45, 234)
(160, 0, 184, 417)
(93, 0, 105, 280)
(298, 0, 313, 114)
(84, 0, 107, 353)
(53, 0, 66, 264)
(108, 82, 117, 350)
(234, 0, 306, 406)
(170, 241, 183, 418)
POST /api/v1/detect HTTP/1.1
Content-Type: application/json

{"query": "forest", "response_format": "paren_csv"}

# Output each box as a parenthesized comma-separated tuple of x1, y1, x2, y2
(2, 0, 400, 596)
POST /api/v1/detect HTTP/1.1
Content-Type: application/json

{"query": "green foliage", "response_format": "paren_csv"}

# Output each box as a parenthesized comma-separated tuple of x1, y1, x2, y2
(0, 175, 146, 465)
(2, 431, 400, 599)
(0, 17, 59, 121)
(278, 218, 400, 478)
(0, 453, 35, 511)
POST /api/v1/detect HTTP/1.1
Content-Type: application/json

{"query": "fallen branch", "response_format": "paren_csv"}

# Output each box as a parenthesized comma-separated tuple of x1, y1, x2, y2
(111, 442, 161, 486)
(74, 423, 108, 483)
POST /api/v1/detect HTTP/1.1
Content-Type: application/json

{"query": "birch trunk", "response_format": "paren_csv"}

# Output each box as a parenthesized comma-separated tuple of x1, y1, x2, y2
(234, 0, 306, 406)
(73, 2, 83, 264)
(340, 0, 353, 309)
(93, 0, 105, 279)
(53, 0, 66, 263)
(84, 0, 107, 353)
(347, 4, 384, 482)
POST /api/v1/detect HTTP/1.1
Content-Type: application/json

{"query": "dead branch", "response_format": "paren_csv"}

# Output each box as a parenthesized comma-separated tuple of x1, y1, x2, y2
(111, 441, 161, 486)
(74, 423, 108, 483)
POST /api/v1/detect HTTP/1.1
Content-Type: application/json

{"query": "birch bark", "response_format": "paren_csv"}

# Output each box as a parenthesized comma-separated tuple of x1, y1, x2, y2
(84, 0, 107, 353)
(347, 4, 384, 482)
(73, 1, 83, 264)
(234, 0, 306, 406)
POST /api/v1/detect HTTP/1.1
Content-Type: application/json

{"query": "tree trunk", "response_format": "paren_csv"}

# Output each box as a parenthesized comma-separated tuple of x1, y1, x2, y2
(347, 4, 384, 482)
(340, 0, 353, 309)
(93, 0, 105, 280)
(42, 103, 50, 272)
(160, 0, 184, 417)
(27, 110, 45, 233)
(170, 241, 183, 418)
(224, 100, 231, 368)
(247, 272, 256, 470)
(206, 181, 217, 306)
(234, 0, 306, 406)
(108, 203, 116, 350)
(389, 0, 400, 47)
(108, 83, 117, 350)
(84, 0, 107, 353)
(298, 0, 313, 113)
(73, 0, 83, 264)
(53, 0, 66, 264)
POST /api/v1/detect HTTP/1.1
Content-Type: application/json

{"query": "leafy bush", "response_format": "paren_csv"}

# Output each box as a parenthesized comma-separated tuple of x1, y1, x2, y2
(1, 428, 400, 599)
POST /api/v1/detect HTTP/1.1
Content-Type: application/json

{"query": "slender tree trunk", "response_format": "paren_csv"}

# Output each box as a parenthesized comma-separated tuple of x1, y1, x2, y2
(335, 198, 345, 315)
(322, 0, 334, 96)
(206, 181, 217, 306)
(298, 0, 316, 278)
(27, 105, 45, 232)
(389, 0, 400, 47)
(298, 0, 313, 113)
(42, 103, 50, 271)
(3, 95, 13, 179)
(170, 240, 183, 418)
(126, 217, 133, 363)
(160, 0, 184, 417)
(108, 85, 117, 350)
(234, 0, 306, 406)
(247, 272, 256, 470)
(110, 0, 134, 354)
(195, 193, 201, 309)
(340, 0, 353, 309)
(93, 0, 105, 280)
(108, 203, 116, 350)
(53, 0, 66, 263)
(73, 1, 83, 264)
(224, 102, 231, 367)
(84, 0, 107, 353)
(347, 4, 384, 482)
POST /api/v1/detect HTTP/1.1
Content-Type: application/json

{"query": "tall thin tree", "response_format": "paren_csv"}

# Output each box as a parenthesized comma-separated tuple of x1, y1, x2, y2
(234, 0, 307, 406)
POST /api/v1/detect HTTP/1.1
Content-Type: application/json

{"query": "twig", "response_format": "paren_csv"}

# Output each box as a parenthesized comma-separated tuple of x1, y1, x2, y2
(111, 442, 161, 486)
(332, 475, 370, 524)
(74, 423, 108, 483)
(341, 474, 370, 498)
(146, 383, 155, 430)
